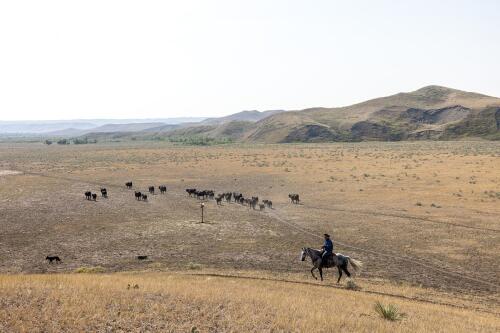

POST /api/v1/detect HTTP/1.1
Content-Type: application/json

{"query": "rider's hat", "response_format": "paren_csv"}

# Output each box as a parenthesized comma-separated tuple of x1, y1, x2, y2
(324, 233, 330, 238)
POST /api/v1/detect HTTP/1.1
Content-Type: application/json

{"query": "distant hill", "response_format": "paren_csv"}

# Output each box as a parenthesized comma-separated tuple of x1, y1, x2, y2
(0, 117, 205, 135)
(200, 110, 285, 125)
(154, 86, 499, 143)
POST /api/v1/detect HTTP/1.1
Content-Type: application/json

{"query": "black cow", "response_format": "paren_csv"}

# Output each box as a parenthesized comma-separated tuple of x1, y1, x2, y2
(137, 255, 148, 260)
(84, 191, 92, 200)
(91, 193, 97, 201)
(141, 194, 148, 201)
(262, 200, 273, 208)
(148, 186, 155, 194)
(100, 188, 107, 198)
(135, 191, 142, 200)
(46, 256, 61, 263)
(216, 196, 223, 205)
(289, 193, 300, 204)
(126, 181, 133, 189)
(186, 188, 197, 196)
(159, 185, 167, 194)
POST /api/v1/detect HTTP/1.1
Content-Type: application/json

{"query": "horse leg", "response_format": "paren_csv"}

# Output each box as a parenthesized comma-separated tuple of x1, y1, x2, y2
(319, 267, 323, 281)
(310, 267, 317, 280)
(342, 263, 351, 278)
(337, 266, 342, 283)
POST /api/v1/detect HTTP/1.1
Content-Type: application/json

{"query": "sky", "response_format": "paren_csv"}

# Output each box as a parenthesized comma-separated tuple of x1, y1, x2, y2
(1, 0, 499, 121)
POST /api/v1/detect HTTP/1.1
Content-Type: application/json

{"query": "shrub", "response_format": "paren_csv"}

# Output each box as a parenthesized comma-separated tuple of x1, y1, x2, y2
(187, 262, 202, 270)
(374, 301, 406, 321)
(74, 266, 106, 273)
(345, 279, 361, 291)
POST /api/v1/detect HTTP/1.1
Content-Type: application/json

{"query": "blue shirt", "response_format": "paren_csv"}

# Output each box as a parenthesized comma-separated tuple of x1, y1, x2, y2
(323, 239, 333, 253)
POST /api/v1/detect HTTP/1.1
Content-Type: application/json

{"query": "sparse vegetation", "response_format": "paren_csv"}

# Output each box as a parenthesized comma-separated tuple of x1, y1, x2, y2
(74, 266, 106, 273)
(374, 301, 407, 321)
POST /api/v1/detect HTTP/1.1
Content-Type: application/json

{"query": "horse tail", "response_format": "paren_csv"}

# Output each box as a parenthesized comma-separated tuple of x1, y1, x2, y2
(346, 257, 363, 272)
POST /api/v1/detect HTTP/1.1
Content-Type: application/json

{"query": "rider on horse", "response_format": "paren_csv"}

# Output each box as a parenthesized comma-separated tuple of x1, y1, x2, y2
(321, 233, 334, 265)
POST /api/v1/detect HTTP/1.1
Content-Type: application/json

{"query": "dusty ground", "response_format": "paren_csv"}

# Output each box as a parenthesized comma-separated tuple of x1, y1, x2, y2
(0, 141, 498, 312)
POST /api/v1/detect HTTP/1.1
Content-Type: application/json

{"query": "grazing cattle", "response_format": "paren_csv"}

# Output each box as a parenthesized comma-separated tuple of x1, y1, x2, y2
(100, 188, 107, 198)
(137, 255, 148, 260)
(250, 197, 258, 209)
(141, 194, 148, 201)
(239, 197, 245, 205)
(135, 191, 142, 200)
(186, 188, 197, 196)
(289, 193, 300, 204)
(233, 193, 242, 202)
(215, 196, 223, 205)
(84, 191, 92, 200)
(46, 256, 61, 263)
(148, 186, 155, 194)
(259, 203, 265, 211)
(91, 193, 97, 201)
(207, 190, 215, 200)
(159, 185, 167, 194)
(126, 181, 133, 189)
(263, 199, 273, 208)
(224, 192, 232, 202)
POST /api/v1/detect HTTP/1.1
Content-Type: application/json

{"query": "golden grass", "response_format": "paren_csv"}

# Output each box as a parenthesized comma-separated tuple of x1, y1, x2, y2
(0, 272, 498, 333)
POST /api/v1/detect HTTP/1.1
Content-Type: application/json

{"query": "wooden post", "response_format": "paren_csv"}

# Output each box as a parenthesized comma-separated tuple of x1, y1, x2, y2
(201, 203, 205, 223)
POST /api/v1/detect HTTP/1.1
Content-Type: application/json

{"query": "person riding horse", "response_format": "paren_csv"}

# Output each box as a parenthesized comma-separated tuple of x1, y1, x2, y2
(320, 233, 334, 266)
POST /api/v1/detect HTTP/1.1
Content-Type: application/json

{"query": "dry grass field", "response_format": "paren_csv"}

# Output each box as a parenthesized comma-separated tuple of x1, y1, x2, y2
(1, 273, 499, 333)
(0, 141, 499, 331)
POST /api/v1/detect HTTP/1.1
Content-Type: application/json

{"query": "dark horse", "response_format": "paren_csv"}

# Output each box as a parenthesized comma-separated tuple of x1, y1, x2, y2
(300, 247, 362, 283)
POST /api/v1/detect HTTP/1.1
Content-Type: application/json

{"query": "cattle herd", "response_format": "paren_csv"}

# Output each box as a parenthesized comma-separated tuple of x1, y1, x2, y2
(185, 188, 276, 211)
(83, 182, 168, 202)
(83, 182, 299, 210)
(67, 182, 299, 264)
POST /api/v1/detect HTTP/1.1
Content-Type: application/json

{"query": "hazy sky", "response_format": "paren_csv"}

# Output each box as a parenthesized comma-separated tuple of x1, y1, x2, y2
(1, 1, 499, 121)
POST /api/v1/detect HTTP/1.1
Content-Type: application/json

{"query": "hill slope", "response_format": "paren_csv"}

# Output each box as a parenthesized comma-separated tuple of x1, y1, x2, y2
(246, 86, 500, 142)
(81, 86, 500, 142)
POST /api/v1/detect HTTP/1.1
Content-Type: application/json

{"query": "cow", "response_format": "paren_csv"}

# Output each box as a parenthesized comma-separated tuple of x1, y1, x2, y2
(137, 255, 148, 260)
(91, 193, 97, 201)
(125, 181, 133, 189)
(216, 196, 223, 205)
(135, 191, 142, 200)
(100, 188, 107, 198)
(289, 193, 300, 204)
(159, 185, 167, 194)
(186, 188, 197, 196)
(148, 186, 155, 194)
(84, 191, 92, 200)
(141, 194, 148, 201)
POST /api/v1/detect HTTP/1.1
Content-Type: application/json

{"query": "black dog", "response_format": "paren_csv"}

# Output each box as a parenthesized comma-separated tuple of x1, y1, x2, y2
(46, 256, 61, 263)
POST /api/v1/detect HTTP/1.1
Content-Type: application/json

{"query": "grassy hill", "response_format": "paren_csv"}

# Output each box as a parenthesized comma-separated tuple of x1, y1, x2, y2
(244, 85, 500, 142)
(76, 86, 500, 143)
